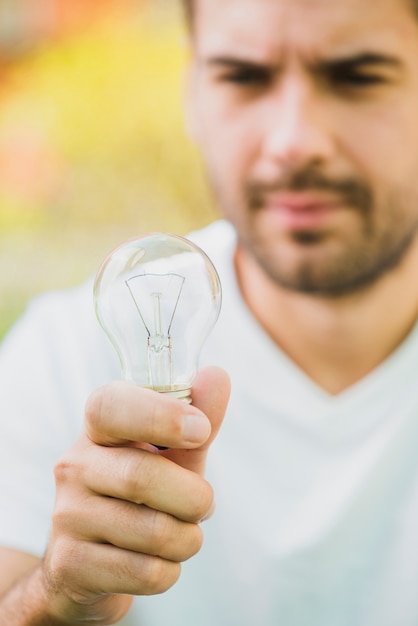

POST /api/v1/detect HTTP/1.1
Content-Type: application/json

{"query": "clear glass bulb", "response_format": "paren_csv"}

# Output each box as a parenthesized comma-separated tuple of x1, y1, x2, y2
(94, 232, 222, 402)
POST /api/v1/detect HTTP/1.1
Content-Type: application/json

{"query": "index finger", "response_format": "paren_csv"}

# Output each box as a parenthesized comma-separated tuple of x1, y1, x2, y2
(85, 381, 212, 449)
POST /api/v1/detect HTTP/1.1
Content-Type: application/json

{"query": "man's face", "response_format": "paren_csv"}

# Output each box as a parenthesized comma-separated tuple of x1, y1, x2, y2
(187, 0, 418, 296)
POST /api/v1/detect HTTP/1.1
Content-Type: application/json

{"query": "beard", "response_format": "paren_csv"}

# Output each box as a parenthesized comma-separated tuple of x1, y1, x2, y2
(215, 165, 418, 297)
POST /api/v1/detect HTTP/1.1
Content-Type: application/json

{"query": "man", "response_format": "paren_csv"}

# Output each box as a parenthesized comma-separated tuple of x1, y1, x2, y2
(2, 0, 418, 623)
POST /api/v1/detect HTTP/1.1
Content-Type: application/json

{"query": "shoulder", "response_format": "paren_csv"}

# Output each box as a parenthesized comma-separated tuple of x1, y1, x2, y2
(186, 219, 236, 259)
(0, 277, 120, 397)
(186, 220, 237, 290)
(1, 278, 97, 361)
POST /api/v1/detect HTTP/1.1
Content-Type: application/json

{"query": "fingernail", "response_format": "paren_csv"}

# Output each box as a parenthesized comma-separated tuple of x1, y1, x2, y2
(183, 414, 211, 444)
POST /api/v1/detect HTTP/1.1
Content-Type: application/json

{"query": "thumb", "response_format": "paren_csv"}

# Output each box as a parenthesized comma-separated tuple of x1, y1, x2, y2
(165, 366, 230, 475)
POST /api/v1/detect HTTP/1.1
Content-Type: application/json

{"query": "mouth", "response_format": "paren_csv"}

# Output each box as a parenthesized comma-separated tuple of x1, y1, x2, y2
(261, 191, 344, 230)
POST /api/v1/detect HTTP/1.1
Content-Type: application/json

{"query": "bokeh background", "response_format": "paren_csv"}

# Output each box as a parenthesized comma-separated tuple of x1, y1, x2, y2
(0, 0, 218, 338)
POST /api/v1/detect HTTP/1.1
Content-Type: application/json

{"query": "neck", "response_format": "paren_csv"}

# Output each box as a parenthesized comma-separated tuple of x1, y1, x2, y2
(235, 241, 418, 395)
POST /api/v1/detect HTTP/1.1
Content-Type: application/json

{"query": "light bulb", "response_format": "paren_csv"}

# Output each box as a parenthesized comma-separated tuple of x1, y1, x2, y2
(94, 232, 222, 402)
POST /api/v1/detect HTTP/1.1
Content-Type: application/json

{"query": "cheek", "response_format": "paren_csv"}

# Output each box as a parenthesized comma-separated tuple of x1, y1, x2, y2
(198, 115, 254, 187)
(196, 88, 258, 150)
(340, 101, 418, 186)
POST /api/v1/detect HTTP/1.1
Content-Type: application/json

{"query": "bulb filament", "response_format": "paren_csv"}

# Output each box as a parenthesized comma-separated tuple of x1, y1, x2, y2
(125, 273, 185, 390)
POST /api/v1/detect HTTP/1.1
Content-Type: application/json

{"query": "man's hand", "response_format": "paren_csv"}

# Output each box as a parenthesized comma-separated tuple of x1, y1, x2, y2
(40, 366, 230, 624)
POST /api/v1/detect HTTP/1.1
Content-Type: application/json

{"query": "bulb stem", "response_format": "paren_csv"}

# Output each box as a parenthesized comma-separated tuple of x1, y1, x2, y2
(152, 386, 192, 403)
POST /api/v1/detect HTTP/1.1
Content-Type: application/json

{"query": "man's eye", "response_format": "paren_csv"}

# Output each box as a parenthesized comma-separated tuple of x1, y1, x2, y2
(332, 69, 386, 88)
(220, 68, 270, 86)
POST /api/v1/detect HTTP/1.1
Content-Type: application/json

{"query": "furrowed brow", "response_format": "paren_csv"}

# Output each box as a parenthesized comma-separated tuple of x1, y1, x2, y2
(202, 51, 401, 72)
(318, 52, 403, 74)
(204, 56, 273, 71)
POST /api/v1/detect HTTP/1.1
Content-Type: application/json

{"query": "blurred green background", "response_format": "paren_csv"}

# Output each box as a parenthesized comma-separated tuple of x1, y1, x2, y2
(0, 0, 218, 338)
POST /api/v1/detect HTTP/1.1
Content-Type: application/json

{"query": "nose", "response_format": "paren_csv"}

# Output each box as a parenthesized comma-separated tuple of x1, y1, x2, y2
(261, 75, 334, 170)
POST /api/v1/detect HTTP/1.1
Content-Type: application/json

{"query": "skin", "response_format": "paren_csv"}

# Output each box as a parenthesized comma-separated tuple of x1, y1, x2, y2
(3, 0, 418, 623)
(187, 0, 418, 393)
(0, 368, 230, 625)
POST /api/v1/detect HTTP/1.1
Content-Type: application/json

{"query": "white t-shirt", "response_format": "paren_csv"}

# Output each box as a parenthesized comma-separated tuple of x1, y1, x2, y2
(1, 219, 418, 625)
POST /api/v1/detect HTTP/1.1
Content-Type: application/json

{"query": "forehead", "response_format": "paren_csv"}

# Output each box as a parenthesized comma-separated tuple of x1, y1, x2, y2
(192, 0, 418, 62)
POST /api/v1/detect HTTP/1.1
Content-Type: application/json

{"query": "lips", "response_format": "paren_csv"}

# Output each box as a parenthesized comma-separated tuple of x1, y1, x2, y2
(261, 192, 342, 230)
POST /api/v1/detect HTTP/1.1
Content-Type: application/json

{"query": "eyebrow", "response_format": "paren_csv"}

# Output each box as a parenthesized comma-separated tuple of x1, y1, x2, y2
(203, 56, 270, 71)
(202, 51, 403, 72)
(319, 52, 403, 73)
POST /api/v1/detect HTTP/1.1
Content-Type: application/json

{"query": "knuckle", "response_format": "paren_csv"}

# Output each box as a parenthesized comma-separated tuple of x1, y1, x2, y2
(148, 510, 203, 561)
(54, 454, 77, 486)
(121, 451, 154, 502)
(84, 383, 117, 435)
(51, 500, 89, 537)
(148, 394, 184, 444)
(141, 556, 181, 595)
(44, 536, 80, 592)
(85, 381, 129, 437)
(183, 523, 204, 559)
(189, 478, 214, 522)
(84, 386, 104, 431)
(148, 509, 172, 550)
(51, 507, 71, 533)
